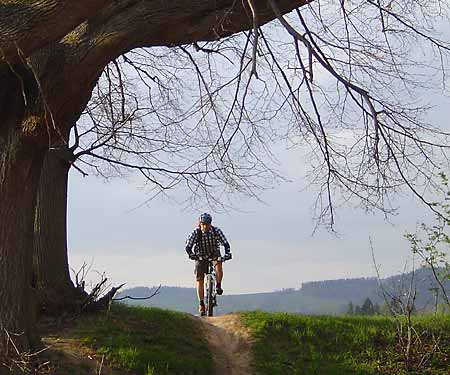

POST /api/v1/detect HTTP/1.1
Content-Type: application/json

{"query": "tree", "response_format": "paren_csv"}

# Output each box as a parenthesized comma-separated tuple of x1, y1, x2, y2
(33, 146, 78, 315)
(0, 0, 307, 365)
(361, 297, 375, 315)
(406, 173, 450, 309)
(346, 301, 354, 315)
(32, 47, 285, 314)
(2, 0, 450, 368)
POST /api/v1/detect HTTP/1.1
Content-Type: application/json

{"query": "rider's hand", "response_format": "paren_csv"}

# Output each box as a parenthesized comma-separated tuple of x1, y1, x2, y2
(223, 252, 232, 261)
(189, 253, 199, 260)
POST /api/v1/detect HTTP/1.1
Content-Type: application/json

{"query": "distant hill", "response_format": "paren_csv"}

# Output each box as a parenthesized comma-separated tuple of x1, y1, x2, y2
(300, 266, 450, 309)
(116, 267, 450, 315)
(116, 286, 346, 315)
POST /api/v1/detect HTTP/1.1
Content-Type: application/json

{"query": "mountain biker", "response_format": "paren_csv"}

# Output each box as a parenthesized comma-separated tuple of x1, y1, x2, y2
(185, 213, 232, 316)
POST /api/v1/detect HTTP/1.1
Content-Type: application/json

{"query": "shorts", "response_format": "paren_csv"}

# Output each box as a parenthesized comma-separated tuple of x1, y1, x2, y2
(194, 250, 222, 281)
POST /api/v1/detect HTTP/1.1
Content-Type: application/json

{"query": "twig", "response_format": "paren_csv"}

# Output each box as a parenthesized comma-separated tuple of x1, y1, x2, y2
(113, 284, 162, 301)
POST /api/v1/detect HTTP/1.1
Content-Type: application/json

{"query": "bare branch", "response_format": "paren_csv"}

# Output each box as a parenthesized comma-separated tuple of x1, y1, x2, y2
(113, 285, 162, 301)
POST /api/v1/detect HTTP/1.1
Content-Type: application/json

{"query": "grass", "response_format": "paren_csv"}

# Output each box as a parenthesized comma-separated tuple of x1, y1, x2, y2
(50, 303, 213, 375)
(242, 311, 450, 375)
(39, 304, 450, 374)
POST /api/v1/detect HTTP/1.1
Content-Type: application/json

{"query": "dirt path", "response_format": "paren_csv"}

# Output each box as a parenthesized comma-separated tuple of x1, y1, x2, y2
(197, 313, 254, 375)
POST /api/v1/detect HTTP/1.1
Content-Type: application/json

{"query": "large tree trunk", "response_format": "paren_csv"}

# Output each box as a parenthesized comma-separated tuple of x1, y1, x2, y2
(33, 147, 85, 316)
(0, 71, 45, 366)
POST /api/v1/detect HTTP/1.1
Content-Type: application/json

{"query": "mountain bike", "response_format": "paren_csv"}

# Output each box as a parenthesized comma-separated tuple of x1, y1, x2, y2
(198, 255, 229, 317)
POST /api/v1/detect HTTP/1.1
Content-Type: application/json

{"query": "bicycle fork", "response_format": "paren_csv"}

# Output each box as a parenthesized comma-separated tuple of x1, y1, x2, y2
(205, 274, 217, 316)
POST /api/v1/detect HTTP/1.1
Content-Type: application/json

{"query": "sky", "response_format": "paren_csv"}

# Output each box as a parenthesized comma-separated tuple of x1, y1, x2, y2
(66, 147, 442, 295)
(66, 14, 450, 296)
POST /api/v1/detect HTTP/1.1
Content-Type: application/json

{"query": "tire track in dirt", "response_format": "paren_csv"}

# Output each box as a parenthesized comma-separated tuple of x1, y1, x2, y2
(197, 313, 254, 375)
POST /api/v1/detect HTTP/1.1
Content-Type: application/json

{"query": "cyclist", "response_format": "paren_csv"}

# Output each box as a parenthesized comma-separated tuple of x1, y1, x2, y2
(185, 213, 232, 316)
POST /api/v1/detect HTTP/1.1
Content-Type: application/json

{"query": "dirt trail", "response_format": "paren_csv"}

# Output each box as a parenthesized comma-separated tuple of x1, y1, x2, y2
(198, 313, 254, 375)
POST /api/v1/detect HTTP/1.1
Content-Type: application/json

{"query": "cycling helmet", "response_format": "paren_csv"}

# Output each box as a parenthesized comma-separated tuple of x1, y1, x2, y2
(199, 212, 212, 224)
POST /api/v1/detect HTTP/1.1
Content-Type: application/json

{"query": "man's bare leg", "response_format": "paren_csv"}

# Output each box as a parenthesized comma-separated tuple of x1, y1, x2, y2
(196, 278, 206, 315)
(215, 262, 223, 284)
(197, 279, 204, 301)
(215, 262, 224, 294)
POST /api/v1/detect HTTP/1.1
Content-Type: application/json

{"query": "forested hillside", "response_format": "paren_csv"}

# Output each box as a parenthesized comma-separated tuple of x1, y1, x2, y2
(116, 267, 449, 315)
(301, 266, 450, 307)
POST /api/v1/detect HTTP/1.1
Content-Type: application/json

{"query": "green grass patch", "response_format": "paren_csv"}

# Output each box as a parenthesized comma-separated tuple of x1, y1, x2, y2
(70, 303, 213, 375)
(242, 311, 450, 375)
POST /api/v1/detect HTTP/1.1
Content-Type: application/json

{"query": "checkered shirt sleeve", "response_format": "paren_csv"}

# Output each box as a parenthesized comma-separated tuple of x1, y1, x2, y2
(213, 227, 230, 249)
(185, 230, 198, 253)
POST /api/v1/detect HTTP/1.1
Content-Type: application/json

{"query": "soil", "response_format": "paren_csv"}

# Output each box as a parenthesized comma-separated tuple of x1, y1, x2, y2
(197, 313, 255, 375)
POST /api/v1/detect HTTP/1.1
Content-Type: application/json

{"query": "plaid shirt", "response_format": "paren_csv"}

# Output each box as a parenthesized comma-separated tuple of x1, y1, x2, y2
(185, 226, 230, 257)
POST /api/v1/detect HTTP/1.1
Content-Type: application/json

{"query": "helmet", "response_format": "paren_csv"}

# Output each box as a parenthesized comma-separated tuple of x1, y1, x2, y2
(199, 212, 212, 224)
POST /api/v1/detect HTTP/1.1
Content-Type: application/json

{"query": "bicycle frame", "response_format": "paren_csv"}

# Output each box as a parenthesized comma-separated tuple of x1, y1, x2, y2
(198, 256, 225, 317)
(204, 260, 217, 317)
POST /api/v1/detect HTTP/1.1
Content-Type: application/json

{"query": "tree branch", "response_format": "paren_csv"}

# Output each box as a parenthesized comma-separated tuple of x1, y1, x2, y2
(0, 0, 113, 65)
(60, 0, 310, 81)
(113, 285, 162, 301)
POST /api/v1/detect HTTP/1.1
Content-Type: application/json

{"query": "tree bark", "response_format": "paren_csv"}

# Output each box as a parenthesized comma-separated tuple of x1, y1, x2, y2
(59, 0, 310, 80)
(33, 146, 82, 316)
(0, 70, 45, 365)
(0, 0, 113, 65)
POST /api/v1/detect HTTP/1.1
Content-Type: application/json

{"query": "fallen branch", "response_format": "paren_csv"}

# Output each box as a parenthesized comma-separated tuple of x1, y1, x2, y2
(83, 283, 126, 312)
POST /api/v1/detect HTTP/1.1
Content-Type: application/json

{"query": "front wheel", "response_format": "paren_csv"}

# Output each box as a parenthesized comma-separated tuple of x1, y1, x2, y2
(205, 275, 215, 317)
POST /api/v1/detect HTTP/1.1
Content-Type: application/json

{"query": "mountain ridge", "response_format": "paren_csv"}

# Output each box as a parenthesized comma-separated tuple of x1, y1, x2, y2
(116, 267, 450, 315)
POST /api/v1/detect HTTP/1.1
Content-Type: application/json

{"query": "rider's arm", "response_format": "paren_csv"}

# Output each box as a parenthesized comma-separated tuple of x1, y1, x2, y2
(215, 227, 231, 253)
(185, 230, 197, 256)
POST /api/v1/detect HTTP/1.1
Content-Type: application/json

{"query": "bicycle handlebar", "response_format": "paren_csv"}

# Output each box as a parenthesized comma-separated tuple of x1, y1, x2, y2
(192, 255, 230, 262)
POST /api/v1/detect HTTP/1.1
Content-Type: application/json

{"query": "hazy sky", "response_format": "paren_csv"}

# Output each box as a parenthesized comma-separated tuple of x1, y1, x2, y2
(67, 146, 442, 295)
(66, 20, 450, 295)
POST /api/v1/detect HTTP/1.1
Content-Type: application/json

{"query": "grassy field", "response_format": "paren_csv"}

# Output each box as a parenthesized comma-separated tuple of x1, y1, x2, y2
(40, 304, 450, 375)
(43, 303, 213, 375)
(242, 311, 450, 375)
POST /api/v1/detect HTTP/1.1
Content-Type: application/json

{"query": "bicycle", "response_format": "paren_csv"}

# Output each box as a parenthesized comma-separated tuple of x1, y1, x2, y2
(197, 255, 229, 317)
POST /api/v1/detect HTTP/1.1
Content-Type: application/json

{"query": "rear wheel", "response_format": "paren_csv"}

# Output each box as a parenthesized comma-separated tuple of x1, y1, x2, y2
(206, 276, 215, 317)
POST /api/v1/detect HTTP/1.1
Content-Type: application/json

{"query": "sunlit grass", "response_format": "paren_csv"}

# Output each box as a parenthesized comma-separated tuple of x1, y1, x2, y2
(70, 303, 213, 375)
(242, 311, 450, 375)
